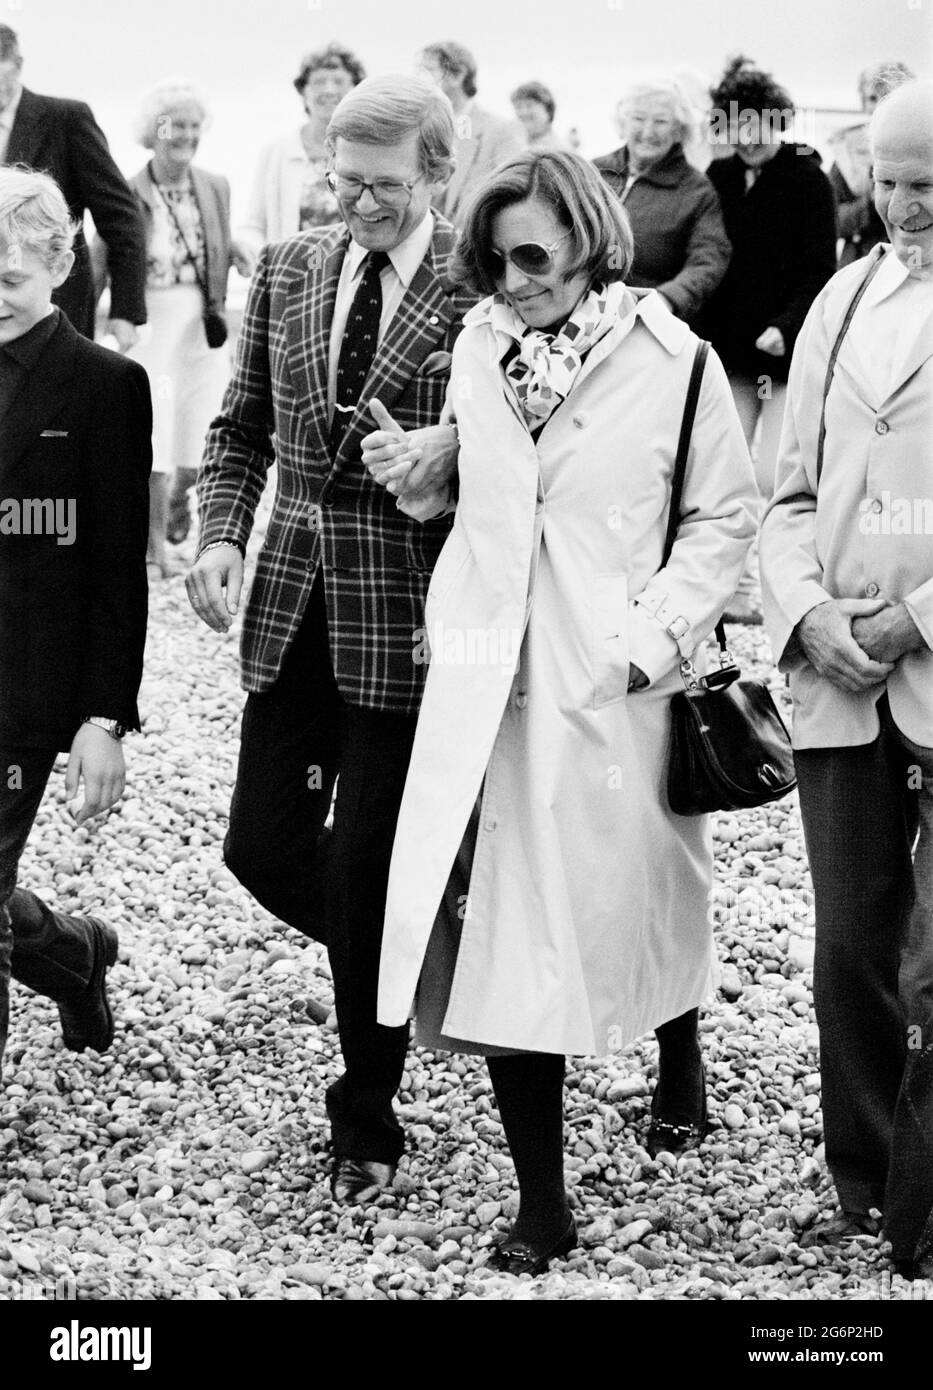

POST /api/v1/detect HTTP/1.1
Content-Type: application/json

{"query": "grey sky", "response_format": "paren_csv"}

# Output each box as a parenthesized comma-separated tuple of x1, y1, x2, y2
(8, 0, 932, 204)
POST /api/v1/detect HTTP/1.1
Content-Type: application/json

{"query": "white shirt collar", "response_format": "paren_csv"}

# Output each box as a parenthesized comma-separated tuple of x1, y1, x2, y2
(344, 211, 435, 290)
(0, 83, 23, 132)
(862, 243, 931, 308)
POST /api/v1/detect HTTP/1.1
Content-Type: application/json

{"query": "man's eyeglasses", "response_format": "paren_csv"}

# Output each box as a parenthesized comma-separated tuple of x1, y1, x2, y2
(489, 230, 573, 278)
(326, 171, 425, 209)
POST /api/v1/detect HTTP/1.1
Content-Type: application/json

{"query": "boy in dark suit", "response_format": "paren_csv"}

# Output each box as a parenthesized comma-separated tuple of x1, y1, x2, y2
(0, 167, 151, 1073)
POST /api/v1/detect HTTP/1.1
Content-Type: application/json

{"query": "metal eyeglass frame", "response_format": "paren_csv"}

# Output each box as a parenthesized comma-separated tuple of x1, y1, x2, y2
(325, 170, 426, 208)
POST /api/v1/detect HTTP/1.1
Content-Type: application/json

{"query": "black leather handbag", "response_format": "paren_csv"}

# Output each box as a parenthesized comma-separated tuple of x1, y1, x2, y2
(663, 341, 796, 816)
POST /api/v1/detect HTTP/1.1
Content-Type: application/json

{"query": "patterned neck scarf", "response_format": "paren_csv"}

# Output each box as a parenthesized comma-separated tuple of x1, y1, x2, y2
(490, 280, 630, 428)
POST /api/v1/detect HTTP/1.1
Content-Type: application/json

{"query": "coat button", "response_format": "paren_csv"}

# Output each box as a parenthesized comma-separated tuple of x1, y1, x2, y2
(572, 413, 588, 429)
(875, 419, 889, 435)
(870, 498, 883, 513)
(515, 692, 528, 709)
(484, 817, 497, 832)
(307, 504, 322, 531)
(865, 581, 880, 597)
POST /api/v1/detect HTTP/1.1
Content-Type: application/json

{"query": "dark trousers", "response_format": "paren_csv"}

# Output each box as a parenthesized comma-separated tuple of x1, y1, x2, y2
(795, 697, 933, 1262)
(0, 745, 101, 1072)
(224, 579, 414, 1163)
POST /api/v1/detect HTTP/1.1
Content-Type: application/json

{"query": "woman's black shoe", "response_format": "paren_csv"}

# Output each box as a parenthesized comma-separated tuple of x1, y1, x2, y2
(483, 1214, 577, 1276)
(645, 1073, 707, 1158)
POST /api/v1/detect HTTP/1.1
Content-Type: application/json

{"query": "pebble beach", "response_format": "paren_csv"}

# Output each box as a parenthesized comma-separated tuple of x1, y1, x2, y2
(0, 514, 914, 1303)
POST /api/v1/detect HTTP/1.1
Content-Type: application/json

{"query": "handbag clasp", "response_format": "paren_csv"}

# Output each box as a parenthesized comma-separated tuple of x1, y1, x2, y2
(679, 652, 741, 693)
(679, 656, 702, 691)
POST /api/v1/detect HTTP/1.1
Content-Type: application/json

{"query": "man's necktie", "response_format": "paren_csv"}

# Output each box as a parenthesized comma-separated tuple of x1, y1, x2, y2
(330, 249, 390, 453)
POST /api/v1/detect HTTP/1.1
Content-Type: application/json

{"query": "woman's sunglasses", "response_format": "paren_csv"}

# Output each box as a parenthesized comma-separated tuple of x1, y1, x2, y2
(489, 230, 573, 278)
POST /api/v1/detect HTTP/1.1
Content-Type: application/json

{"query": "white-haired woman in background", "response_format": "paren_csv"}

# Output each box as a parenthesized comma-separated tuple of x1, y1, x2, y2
(593, 78, 730, 325)
(123, 80, 249, 575)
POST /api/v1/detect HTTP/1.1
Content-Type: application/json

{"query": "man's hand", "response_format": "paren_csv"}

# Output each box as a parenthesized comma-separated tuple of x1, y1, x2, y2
(107, 318, 139, 353)
(362, 399, 459, 499)
(851, 602, 927, 664)
(394, 484, 454, 523)
(65, 724, 126, 825)
(795, 598, 896, 692)
(186, 544, 244, 632)
(755, 326, 786, 357)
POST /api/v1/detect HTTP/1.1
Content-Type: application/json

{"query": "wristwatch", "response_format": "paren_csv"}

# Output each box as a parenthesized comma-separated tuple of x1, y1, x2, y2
(82, 716, 128, 741)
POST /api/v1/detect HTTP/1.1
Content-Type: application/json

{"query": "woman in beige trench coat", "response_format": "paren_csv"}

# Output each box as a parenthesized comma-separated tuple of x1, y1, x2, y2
(365, 152, 756, 1274)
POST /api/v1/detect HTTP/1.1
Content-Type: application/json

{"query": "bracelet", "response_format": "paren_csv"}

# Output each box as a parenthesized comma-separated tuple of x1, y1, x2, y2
(199, 540, 244, 557)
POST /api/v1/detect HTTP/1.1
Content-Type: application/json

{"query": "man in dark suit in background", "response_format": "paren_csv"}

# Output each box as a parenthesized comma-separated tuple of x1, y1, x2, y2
(187, 74, 472, 1204)
(0, 168, 151, 1075)
(0, 24, 146, 346)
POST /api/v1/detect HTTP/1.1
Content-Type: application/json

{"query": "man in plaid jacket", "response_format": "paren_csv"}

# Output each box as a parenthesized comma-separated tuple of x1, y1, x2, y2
(186, 75, 474, 1203)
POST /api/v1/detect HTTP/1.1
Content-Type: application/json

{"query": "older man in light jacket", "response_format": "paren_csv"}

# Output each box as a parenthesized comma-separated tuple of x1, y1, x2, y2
(760, 80, 933, 1279)
(418, 41, 525, 228)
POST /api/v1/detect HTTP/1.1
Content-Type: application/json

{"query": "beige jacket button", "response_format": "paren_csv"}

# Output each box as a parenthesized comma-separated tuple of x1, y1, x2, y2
(515, 692, 528, 709)
(875, 419, 889, 435)
(865, 582, 880, 597)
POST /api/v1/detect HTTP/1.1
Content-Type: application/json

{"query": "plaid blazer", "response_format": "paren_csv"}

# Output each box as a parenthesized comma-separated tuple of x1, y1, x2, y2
(197, 217, 477, 713)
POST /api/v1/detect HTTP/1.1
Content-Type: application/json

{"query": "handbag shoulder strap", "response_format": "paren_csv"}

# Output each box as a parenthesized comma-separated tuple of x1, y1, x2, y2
(149, 164, 210, 303)
(662, 338, 709, 569)
(660, 338, 730, 653)
(815, 243, 888, 484)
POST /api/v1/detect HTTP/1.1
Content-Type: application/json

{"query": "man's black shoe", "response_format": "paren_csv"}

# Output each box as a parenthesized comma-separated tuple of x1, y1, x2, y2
(799, 1210, 881, 1248)
(57, 917, 118, 1053)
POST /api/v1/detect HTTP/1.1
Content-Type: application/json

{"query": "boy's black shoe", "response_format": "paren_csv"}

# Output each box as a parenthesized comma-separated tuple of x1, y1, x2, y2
(57, 917, 119, 1052)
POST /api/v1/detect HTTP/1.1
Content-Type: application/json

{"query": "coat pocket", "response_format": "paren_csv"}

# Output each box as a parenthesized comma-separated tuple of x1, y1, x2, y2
(592, 572, 630, 708)
(427, 526, 472, 606)
(424, 527, 472, 648)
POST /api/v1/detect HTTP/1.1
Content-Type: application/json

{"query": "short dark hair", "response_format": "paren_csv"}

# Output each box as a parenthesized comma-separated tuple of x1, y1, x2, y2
(709, 53, 794, 130)
(293, 41, 366, 96)
(421, 41, 478, 99)
(511, 81, 556, 122)
(451, 150, 634, 297)
(0, 24, 21, 63)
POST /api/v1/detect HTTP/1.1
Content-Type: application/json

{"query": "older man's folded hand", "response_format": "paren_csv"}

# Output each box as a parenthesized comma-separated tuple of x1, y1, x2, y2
(795, 597, 896, 693)
(851, 602, 927, 665)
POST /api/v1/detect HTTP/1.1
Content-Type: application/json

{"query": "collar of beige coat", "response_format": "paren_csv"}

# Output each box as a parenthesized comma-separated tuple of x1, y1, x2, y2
(464, 285, 690, 356)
